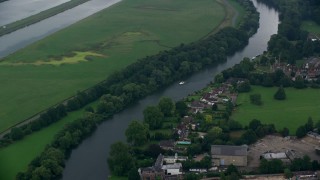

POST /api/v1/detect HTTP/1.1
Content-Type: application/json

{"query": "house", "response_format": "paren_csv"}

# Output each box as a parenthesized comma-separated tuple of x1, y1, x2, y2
(139, 154, 183, 180)
(200, 93, 218, 105)
(164, 153, 187, 164)
(211, 145, 248, 167)
(189, 101, 209, 114)
(139, 154, 165, 180)
(159, 140, 175, 150)
(162, 163, 183, 175)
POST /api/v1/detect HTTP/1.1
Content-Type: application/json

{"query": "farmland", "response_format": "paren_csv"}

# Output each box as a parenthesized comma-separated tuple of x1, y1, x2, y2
(0, 0, 226, 132)
(232, 86, 320, 133)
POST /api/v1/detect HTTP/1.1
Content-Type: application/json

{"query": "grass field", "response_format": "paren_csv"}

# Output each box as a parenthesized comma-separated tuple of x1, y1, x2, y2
(0, 107, 89, 180)
(231, 86, 320, 133)
(301, 20, 320, 36)
(0, 0, 227, 132)
(0, 0, 243, 179)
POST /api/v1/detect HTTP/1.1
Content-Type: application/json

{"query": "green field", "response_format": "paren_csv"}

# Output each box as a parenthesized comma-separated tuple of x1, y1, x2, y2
(232, 86, 320, 133)
(0, 107, 89, 180)
(0, 0, 242, 179)
(302, 20, 320, 36)
(0, 0, 227, 132)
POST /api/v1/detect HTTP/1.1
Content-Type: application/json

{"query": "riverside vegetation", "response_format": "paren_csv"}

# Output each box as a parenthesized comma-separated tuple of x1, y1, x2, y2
(1, 0, 261, 179)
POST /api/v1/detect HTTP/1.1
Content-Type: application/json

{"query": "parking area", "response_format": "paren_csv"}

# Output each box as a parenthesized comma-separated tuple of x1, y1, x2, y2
(247, 135, 320, 168)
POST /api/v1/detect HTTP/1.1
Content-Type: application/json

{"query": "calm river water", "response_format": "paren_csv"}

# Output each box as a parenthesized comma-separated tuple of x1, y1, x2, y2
(61, 0, 280, 179)
(0, 0, 121, 59)
(0, 0, 71, 26)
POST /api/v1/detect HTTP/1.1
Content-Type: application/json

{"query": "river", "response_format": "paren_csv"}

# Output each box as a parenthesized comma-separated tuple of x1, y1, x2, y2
(0, 0, 121, 59)
(0, 0, 71, 26)
(61, 0, 279, 179)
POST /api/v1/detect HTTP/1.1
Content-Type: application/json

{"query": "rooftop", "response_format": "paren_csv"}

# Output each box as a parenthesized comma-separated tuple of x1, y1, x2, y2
(211, 145, 247, 156)
(162, 163, 182, 170)
(261, 152, 287, 159)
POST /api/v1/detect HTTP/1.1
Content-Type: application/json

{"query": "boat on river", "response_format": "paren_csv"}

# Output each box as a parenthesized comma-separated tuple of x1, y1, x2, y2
(179, 81, 185, 85)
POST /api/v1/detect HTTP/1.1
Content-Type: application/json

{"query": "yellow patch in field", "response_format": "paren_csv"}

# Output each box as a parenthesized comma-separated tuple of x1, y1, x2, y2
(0, 51, 105, 66)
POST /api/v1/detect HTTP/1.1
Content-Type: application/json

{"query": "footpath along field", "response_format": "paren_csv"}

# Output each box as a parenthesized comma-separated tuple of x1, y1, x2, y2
(0, 0, 245, 179)
(232, 86, 320, 133)
(0, 0, 226, 132)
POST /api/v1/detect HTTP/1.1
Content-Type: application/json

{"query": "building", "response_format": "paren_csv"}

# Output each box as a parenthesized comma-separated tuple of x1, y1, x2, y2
(260, 151, 291, 165)
(139, 154, 183, 180)
(211, 145, 248, 167)
(159, 140, 175, 150)
(162, 163, 182, 175)
(139, 154, 165, 180)
(164, 153, 187, 164)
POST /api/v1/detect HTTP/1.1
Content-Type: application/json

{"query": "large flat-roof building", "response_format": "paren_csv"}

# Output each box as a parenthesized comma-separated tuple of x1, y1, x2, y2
(211, 145, 248, 167)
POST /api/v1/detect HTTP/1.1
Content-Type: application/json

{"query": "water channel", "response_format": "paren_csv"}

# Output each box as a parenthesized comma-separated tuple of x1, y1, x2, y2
(62, 0, 280, 179)
(0, 0, 121, 59)
(0, 0, 71, 26)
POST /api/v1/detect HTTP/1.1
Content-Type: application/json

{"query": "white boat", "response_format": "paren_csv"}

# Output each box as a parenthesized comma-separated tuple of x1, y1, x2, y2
(179, 81, 185, 85)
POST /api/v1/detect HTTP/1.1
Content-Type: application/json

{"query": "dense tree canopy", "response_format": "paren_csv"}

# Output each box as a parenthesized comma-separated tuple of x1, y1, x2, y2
(158, 97, 175, 117)
(107, 142, 134, 176)
(125, 120, 149, 146)
(143, 106, 164, 130)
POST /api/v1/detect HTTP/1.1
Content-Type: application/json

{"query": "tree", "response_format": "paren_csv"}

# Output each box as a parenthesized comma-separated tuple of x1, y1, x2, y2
(175, 101, 188, 117)
(250, 94, 262, 105)
(237, 81, 251, 92)
(143, 106, 164, 129)
(10, 127, 24, 140)
(294, 75, 306, 89)
(296, 125, 306, 138)
(208, 127, 223, 139)
(158, 97, 175, 117)
(128, 167, 140, 180)
(241, 129, 258, 144)
(125, 120, 149, 146)
(249, 119, 262, 130)
(284, 168, 293, 179)
(280, 127, 289, 137)
(212, 103, 218, 111)
(305, 117, 314, 132)
(274, 86, 286, 100)
(108, 142, 134, 176)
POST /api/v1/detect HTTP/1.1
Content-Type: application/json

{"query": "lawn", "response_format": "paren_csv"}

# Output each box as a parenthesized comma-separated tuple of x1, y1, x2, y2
(301, 20, 320, 36)
(231, 86, 320, 134)
(0, 106, 90, 180)
(0, 0, 228, 132)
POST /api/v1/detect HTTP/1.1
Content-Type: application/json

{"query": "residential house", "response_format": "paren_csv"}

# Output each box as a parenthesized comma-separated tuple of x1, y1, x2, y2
(139, 154, 183, 180)
(189, 101, 209, 114)
(200, 92, 218, 105)
(164, 153, 187, 164)
(159, 140, 175, 150)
